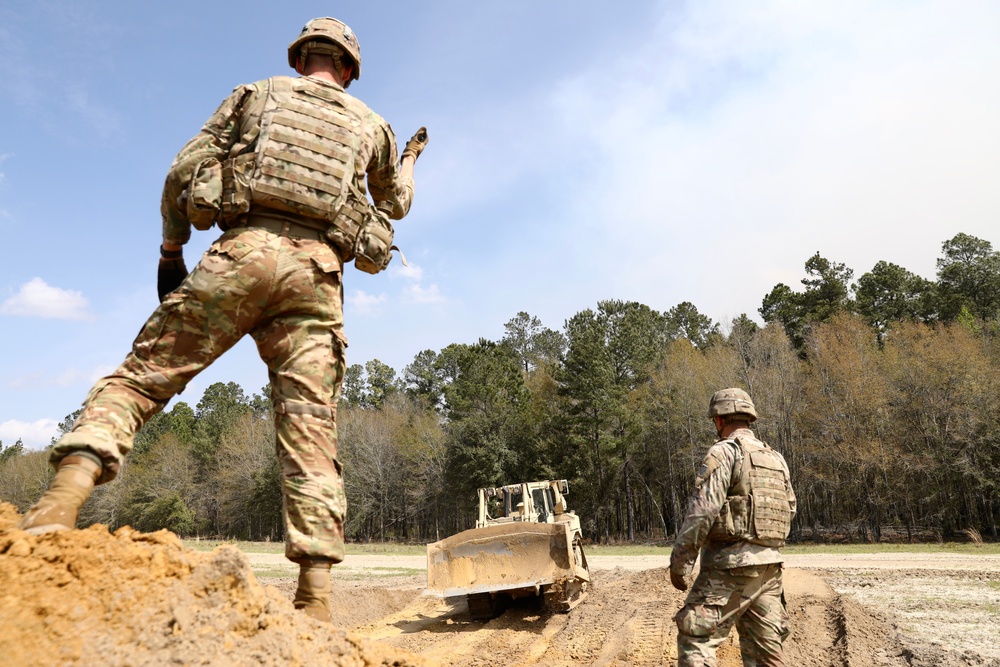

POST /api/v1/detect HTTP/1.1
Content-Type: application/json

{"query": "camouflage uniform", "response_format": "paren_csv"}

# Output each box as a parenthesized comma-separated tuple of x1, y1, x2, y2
(51, 75, 413, 562)
(670, 428, 796, 667)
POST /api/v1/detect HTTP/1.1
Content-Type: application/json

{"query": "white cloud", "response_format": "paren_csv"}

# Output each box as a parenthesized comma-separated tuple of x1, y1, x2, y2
(347, 289, 387, 315)
(393, 262, 425, 281)
(0, 278, 92, 320)
(0, 418, 59, 450)
(402, 283, 446, 304)
(534, 1, 1000, 320)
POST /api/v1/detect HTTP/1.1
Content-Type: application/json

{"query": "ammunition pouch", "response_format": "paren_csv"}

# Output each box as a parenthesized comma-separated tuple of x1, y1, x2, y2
(324, 194, 400, 275)
(221, 154, 255, 225)
(183, 158, 224, 230)
(708, 495, 751, 543)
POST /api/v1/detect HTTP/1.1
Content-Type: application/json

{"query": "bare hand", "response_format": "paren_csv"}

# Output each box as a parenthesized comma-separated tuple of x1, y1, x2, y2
(670, 570, 689, 592)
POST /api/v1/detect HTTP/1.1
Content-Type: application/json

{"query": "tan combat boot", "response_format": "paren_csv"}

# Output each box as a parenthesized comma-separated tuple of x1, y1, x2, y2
(293, 558, 333, 622)
(18, 454, 102, 535)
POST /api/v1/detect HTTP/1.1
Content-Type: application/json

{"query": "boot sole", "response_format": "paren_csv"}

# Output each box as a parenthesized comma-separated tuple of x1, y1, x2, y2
(20, 523, 73, 536)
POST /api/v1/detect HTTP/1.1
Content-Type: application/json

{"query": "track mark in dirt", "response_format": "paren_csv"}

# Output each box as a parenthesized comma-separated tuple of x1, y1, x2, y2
(519, 611, 569, 665)
(622, 603, 668, 666)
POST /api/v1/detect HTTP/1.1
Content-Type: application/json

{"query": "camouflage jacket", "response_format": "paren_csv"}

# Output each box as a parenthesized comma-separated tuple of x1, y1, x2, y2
(161, 75, 414, 245)
(670, 428, 796, 575)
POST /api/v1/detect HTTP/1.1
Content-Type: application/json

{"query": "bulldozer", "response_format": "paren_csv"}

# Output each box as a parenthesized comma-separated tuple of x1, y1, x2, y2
(425, 479, 590, 619)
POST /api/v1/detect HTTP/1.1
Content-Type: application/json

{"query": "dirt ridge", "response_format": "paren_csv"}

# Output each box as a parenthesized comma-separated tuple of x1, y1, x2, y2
(0, 503, 429, 666)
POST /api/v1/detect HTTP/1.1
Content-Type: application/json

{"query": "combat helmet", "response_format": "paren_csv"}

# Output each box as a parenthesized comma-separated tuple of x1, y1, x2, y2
(707, 388, 757, 422)
(288, 17, 362, 86)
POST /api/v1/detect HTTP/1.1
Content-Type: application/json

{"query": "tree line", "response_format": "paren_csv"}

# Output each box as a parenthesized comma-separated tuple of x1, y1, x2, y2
(2, 232, 999, 544)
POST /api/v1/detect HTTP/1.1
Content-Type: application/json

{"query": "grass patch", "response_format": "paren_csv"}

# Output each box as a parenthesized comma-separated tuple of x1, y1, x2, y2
(182, 540, 427, 556)
(332, 567, 424, 580)
(184, 539, 1000, 558)
(183, 539, 286, 554)
(253, 565, 297, 579)
(345, 543, 427, 557)
(783, 542, 1000, 555)
(584, 544, 671, 557)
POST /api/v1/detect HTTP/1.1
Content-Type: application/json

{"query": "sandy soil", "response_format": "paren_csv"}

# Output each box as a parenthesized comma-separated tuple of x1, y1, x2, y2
(4, 500, 999, 667)
(274, 551, 1000, 667)
(0, 503, 428, 667)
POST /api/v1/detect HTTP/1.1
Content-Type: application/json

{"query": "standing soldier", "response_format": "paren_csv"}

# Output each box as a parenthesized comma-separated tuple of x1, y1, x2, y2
(669, 388, 796, 666)
(18, 17, 428, 623)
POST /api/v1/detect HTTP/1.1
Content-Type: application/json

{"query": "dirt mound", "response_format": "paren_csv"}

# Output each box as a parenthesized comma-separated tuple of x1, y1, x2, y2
(271, 578, 423, 630)
(0, 503, 430, 667)
(347, 564, 997, 667)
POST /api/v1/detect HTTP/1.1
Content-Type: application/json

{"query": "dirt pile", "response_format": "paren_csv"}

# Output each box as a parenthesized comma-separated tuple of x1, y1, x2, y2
(0, 503, 430, 667)
(346, 565, 1000, 667)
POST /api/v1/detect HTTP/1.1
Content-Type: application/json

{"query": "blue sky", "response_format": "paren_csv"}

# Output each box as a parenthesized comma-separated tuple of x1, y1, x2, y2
(2, 1, 999, 448)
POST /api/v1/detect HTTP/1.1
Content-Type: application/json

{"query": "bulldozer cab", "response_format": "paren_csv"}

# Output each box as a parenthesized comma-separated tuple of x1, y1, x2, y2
(477, 480, 570, 528)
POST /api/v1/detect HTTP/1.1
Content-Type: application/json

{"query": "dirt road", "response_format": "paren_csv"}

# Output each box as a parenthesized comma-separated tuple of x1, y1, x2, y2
(264, 551, 1000, 667)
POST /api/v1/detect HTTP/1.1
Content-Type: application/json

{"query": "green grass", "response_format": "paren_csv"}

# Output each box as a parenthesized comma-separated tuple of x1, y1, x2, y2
(783, 542, 1000, 555)
(331, 567, 424, 580)
(182, 540, 427, 556)
(253, 565, 297, 579)
(184, 539, 1000, 557)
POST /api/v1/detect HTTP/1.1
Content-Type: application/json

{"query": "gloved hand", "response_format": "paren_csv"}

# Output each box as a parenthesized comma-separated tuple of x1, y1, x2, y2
(157, 246, 188, 303)
(401, 126, 428, 162)
(670, 570, 689, 592)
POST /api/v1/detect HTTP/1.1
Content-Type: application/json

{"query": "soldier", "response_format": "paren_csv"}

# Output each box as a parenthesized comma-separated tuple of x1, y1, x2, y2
(18, 17, 428, 623)
(669, 388, 796, 666)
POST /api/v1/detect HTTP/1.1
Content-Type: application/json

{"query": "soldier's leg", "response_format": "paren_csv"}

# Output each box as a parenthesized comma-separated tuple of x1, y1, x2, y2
(675, 568, 742, 667)
(735, 564, 787, 667)
(22, 231, 275, 531)
(17, 454, 102, 534)
(252, 236, 346, 620)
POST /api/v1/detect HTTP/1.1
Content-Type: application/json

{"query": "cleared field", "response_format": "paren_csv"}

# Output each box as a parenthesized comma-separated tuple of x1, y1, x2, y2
(247, 545, 1000, 666)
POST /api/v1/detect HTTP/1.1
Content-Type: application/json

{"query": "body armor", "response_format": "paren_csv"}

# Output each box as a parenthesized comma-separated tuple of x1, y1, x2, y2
(220, 76, 396, 272)
(708, 435, 793, 547)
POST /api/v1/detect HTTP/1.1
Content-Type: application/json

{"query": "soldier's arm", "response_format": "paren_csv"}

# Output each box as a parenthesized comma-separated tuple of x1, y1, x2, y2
(669, 443, 735, 576)
(160, 84, 259, 247)
(366, 116, 414, 220)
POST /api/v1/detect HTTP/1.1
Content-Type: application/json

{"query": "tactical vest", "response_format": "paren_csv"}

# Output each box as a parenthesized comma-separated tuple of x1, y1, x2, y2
(220, 77, 397, 273)
(707, 435, 793, 547)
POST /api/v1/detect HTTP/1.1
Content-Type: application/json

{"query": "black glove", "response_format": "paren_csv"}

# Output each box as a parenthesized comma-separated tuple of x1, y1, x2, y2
(401, 126, 428, 162)
(157, 246, 188, 302)
(670, 570, 689, 592)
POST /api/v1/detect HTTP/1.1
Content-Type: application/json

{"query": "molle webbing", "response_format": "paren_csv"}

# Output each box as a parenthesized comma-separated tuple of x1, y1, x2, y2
(747, 448, 791, 543)
(709, 436, 792, 547)
(249, 77, 363, 223)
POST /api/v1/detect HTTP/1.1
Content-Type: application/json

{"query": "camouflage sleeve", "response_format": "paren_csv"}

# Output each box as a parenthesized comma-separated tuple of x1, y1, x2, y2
(159, 83, 260, 245)
(669, 443, 736, 576)
(365, 113, 413, 220)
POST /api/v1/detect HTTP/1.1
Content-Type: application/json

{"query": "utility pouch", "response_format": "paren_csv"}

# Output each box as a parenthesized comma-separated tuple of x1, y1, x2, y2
(708, 495, 750, 542)
(186, 158, 223, 230)
(220, 154, 255, 224)
(324, 192, 367, 262)
(352, 205, 400, 275)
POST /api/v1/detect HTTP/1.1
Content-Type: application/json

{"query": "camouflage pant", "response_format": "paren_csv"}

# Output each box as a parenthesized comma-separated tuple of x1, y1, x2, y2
(51, 226, 349, 562)
(674, 563, 788, 667)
